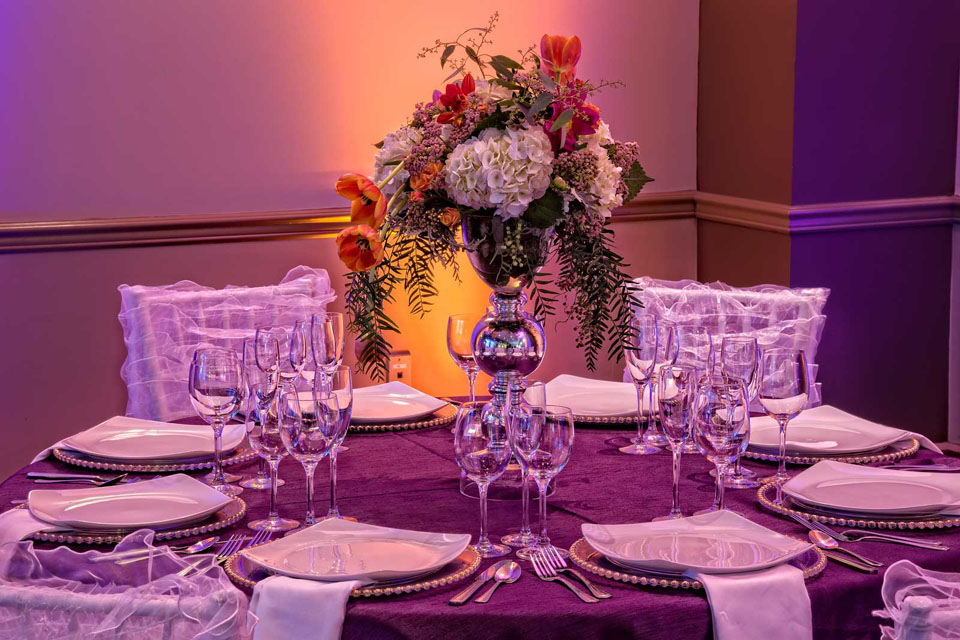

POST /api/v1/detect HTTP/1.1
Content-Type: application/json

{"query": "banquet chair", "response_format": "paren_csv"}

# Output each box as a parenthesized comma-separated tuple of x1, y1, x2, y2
(117, 265, 336, 421)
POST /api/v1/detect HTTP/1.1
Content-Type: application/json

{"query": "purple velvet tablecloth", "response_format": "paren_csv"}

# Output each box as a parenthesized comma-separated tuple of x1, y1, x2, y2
(4, 424, 958, 639)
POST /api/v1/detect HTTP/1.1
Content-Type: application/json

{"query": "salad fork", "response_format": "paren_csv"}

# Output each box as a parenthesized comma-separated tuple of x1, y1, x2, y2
(530, 551, 598, 603)
(789, 512, 947, 551)
(540, 546, 612, 599)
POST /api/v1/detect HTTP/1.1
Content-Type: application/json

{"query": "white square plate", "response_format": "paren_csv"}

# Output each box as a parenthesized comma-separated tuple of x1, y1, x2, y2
(783, 460, 960, 516)
(28, 474, 232, 530)
(242, 519, 471, 584)
(749, 405, 908, 455)
(351, 382, 448, 424)
(544, 375, 639, 417)
(582, 511, 812, 575)
(62, 416, 245, 461)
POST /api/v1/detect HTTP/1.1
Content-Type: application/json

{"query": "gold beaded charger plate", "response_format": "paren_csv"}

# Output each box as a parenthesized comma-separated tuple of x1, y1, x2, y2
(569, 538, 826, 591)
(16, 496, 246, 545)
(743, 438, 919, 466)
(53, 443, 258, 473)
(349, 403, 457, 434)
(224, 544, 481, 597)
(757, 481, 960, 531)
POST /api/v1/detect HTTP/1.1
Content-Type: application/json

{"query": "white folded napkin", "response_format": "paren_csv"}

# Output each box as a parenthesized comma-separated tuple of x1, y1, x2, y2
(0, 508, 59, 545)
(250, 575, 361, 640)
(698, 564, 812, 640)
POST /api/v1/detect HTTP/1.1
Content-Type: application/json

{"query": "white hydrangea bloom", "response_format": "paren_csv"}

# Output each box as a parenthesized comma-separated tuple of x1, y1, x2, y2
(373, 126, 422, 196)
(472, 79, 512, 104)
(587, 147, 623, 218)
(580, 120, 614, 151)
(444, 126, 554, 219)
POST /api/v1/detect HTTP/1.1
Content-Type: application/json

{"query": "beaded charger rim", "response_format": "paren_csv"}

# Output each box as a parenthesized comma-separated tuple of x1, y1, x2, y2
(743, 438, 919, 466)
(568, 537, 826, 591)
(224, 544, 481, 597)
(349, 403, 457, 434)
(757, 480, 960, 531)
(17, 496, 246, 545)
(573, 413, 638, 426)
(53, 443, 259, 473)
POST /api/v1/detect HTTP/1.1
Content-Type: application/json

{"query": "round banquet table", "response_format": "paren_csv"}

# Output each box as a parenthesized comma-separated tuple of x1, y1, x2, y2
(4, 421, 959, 640)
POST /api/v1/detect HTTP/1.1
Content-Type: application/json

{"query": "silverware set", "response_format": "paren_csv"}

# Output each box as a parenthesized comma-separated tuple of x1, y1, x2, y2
(27, 472, 130, 486)
(531, 546, 611, 601)
(177, 529, 273, 578)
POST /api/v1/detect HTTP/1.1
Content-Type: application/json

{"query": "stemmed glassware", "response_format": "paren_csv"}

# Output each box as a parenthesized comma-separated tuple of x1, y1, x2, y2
(278, 382, 339, 526)
(620, 315, 661, 455)
(758, 348, 809, 490)
(454, 401, 512, 558)
(244, 391, 299, 531)
(501, 380, 545, 556)
(447, 314, 482, 403)
(291, 319, 312, 384)
(316, 365, 354, 521)
(509, 404, 575, 559)
(189, 347, 243, 495)
(643, 320, 679, 449)
(654, 365, 698, 521)
(718, 336, 760, 489)
(693, 380, 749, 514)
(239, 339, 278, 490)
(675, 325, 713, 453)
(311, 312, 345, 389)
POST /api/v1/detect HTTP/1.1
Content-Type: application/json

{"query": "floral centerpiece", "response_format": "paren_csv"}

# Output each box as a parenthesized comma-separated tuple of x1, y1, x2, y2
(334, 15, 651, 380)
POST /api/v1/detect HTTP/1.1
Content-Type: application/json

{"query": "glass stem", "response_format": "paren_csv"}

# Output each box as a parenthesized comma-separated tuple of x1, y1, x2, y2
(520, 468, 531, 536)
(777, 418, 789, 481)
(478, 481, 490, 547)
(467, 369, 478, 404)
(634, 381, 648, 442)
(258, 457, 268, 480)
(268, 458, 280, 519)
(304, 462, 317, 525)
(328, 447, 340, 518)
(716, 463, 728, 510)
(211, 418, 225, 487)
(537, 480, 550, 546)
(671, 446, 682, 515)
(732, 457, 743, 479)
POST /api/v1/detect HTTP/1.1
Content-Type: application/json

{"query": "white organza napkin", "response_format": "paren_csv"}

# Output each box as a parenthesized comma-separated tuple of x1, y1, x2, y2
(0, 509, 58, 545)
(698, 565, 812, 640)
(875, 560, 960, 639)
(249, 576, 360, 640)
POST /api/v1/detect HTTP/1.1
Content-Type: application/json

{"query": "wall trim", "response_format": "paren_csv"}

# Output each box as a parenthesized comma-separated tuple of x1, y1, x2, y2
(789, 195, 960, 233)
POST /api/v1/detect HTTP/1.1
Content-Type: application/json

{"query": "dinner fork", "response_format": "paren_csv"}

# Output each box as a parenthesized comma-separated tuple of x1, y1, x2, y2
(176, 533, 245, 578)
(31, 473, 128, 487)
(540, 546, 612, 599)
(530, 550, 598, 603)
(789, 512, 948, 551)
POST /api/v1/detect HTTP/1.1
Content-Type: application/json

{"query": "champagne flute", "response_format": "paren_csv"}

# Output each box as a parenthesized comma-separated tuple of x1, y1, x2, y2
(316, 365, 354, 521)
(718, 336, 760, 489)
(239, 339, 280, 490)
(676, 325, 713, 454)
(454, 402, 512, 558)
(501, 379, 545, 554)
(290, 319, 310, 382)
(654, 365, 698, 520)
(620, 315, 660, 455)
(644, 320, 679, 448)
(447, 314, 481, 403)
(189, 348, 243, 495)
(509, 404, 575, 558)
(693, 380, 749, 514)
(759, 349, 809, 489)
(244, 392, 298, 531)
(278, 382, 339, 526)
(311, 312, 345, 389)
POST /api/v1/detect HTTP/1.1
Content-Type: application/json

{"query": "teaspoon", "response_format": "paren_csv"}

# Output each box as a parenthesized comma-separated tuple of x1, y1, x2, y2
(808, 530, 883, 567)
(476, 561, 521, 603)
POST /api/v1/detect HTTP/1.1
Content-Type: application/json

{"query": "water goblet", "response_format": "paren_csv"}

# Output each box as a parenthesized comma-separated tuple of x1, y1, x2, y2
(620, 315, 661, 455)
(693, 380, 749, 514)
(244, 393, 298, 532)
(500, 380, 545, 554)
(189, 347, 243, 495)
(653, 365, 698, 521)
(315, 365, 354, 521)
(643, 320, 679, 449)
(454, 402, 512, 558)
(719, 336, 761, 489)
(238, 339, 277, 490)
(509, 404, 575, 558)
(311, 312, 345, 389)
(759, 348, 809, 489)
(447, 314, 482, 403)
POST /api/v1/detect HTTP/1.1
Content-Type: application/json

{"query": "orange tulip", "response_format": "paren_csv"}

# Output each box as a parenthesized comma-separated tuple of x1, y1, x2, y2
(336, 224, 385, 272)
(335, 173, 387, 229)
(540, 34, 582, 83)
(409, 162, 443, 191)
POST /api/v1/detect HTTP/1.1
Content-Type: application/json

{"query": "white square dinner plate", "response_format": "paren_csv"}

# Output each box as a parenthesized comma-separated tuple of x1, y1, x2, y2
(242, 519, 471, 584)
(62, 416, 245, 461)
(582, 511, 812, 575)
(350, 382, 448, 424)
(28, 474, 232, 530)
(544, 375, 639, 417)
(783, 460, 960, 516)
(748, 405, 911, 455)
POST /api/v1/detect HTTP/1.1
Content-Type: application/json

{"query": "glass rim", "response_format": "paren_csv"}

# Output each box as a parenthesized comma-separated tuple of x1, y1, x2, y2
(762, 347, 805, 357)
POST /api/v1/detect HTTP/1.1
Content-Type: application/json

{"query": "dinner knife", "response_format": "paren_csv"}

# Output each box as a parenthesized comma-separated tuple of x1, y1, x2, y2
(27, 472, 108, 481)
(822, 550, 878, 573)
(449, 561, 508, 606)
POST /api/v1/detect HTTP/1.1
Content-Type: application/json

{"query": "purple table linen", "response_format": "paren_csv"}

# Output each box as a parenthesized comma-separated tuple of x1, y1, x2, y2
(5, 425, 959, 640)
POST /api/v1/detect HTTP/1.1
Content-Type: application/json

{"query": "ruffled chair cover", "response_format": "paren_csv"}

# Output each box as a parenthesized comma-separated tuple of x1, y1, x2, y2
(875, 560, 960, 639)
(118, 266, 336, 421)
(632, 277, 830, 406)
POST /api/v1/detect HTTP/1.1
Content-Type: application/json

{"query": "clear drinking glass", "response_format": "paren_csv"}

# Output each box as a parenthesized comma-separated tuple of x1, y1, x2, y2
(189, 347, 243, 495)
(654, 365, 698, 520)
(759, 348, 809, 490)
(643, 320, 679, 449)
(278, 382, 339, 526)
(675, 325, 713, 453)
(315, 365, 353, 521)
(501, 380, 545, 554)
(239, 339, 281, 490)
(447, 314, 481, 403)
(244, 393, 298, 531)
(620, 315, 661, 455)
(719, 336, 760, 488)
(290, 319, 309, 382)
(454, 402, 512, 558)
(509, 404, 575, 558)
(693, 380, 749, 514)
(311, 312, 345, 388)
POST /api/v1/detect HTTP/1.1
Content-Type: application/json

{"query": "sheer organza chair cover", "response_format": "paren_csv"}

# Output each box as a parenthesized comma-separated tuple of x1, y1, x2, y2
(119, 266, 336, 421)
(631, 277, 830, 406)
(874, 560, 960, 639)
(0, 530, 254, 639)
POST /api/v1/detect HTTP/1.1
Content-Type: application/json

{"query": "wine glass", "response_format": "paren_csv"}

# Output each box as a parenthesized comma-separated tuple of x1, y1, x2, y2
(189, 347, 243, 495)
(759, 348, 809, 488)
(675, 325, 713, 453)
(291, 319, 310, 383)
(501, 379, 546, 554)
(693, 380, 749, 514)
(311, 312, 345, 389)
(718, 336, 760, 489)
(244, 393, 298, 531)
(239, 339, 280, 490)
(644, 320, 679, 449)
(454, 401, 512, 558)
(654, 365, 698, 520)
(509, 404, 575, 558)
(620, 315, 661, 455)
(315, 365, 353, 521)
(447, 314, 481, 403)
(278, 382, 339, 526)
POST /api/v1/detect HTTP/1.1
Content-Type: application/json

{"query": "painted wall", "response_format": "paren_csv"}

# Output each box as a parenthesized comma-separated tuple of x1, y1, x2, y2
(696, 220, 789, 287)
